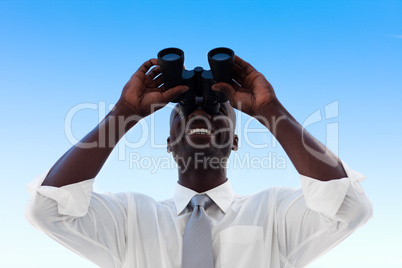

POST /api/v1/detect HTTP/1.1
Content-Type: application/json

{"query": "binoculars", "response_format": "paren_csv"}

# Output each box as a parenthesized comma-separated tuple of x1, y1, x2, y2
(157, 47, 235, 115)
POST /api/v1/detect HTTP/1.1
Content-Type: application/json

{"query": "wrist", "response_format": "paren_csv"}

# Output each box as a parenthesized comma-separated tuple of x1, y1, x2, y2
(255, 99, 290, 131)
(255, 97, 281, 118)
(114, 99, 139, 116)
(110, 99, 142, 131)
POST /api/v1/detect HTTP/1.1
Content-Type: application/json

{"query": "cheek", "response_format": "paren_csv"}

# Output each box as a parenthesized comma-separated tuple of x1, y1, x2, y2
(214, 118, 235, 135)
(169, 125, 187, 144)
(214, 127, 234, 147)
(170, 116, 186, 136)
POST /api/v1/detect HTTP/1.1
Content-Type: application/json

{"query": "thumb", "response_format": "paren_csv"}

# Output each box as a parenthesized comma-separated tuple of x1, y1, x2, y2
(161, 85, 189, 103)
(212, 82, 236, 104)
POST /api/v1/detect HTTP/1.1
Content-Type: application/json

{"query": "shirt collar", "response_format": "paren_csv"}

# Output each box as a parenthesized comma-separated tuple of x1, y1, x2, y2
(173, 179, 235, 215)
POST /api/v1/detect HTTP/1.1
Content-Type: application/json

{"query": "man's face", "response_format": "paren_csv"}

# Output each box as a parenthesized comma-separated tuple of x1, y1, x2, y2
(167, 102, 238, 161)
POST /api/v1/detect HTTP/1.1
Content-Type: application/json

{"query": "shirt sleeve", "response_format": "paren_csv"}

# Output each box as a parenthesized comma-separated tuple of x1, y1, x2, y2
(300, 160, 367, 218)
(275, 161, 373, 268)
(26, 170, 94, 217)
(25, 171, 128, 268)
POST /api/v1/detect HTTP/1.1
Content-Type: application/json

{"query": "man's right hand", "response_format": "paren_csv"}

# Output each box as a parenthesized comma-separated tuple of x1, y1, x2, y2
(117, 58, 189, 118)
(42, 59, 188, 187)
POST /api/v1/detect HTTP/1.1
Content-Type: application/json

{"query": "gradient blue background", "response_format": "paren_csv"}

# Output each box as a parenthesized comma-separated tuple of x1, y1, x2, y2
(1, 0, 401, 267)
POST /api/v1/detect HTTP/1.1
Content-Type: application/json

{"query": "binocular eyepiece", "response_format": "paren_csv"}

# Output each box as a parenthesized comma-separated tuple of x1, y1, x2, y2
(157, 47, 235, 115)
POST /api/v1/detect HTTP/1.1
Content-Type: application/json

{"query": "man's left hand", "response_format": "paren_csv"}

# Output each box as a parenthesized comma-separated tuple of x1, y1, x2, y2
(212, 55, 277, 117)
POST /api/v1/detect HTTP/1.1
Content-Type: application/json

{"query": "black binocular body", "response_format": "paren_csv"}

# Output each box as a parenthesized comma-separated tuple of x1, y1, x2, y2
(157, 47, 235, 115)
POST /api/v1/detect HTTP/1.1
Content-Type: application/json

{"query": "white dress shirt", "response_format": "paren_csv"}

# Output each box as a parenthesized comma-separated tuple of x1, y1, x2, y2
(25, 162, 372, 268)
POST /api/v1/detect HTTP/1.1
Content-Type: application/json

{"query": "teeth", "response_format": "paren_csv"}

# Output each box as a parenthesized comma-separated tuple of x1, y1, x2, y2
(188, 128, 212, 135)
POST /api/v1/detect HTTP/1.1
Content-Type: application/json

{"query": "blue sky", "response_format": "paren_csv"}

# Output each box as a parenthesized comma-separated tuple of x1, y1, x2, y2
(1, 0, 401, 267)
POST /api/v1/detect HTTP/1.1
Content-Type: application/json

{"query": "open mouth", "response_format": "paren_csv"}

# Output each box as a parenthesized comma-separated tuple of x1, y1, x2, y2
(188, 128, 212, 135)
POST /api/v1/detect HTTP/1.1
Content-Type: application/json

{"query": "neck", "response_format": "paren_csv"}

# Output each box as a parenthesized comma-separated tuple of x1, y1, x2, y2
(177, 156, 228, 192)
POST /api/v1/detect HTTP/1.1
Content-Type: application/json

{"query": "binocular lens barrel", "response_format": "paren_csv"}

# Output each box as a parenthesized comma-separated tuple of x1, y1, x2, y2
(157, 48, 184, 89)
(157, 47, 234, 115)
(211, 53, 231, 61)
(208, 47, 235, 84)
(161, 53, 181, 61)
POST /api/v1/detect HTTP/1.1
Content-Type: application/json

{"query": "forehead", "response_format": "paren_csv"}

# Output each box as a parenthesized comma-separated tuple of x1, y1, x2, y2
(169, 102, 236, 126)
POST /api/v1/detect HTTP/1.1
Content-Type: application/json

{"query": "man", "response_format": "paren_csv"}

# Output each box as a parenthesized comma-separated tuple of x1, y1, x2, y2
(26, 55, 372, 267)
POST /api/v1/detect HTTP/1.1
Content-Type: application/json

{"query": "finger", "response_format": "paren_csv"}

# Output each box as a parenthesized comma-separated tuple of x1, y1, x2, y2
(138, 58, 159, 74)
(144, 74, 160, 88)
(161, 85, 189, 103)
(143, 71, 164, 88)
(234, 55, 257, 75)
(146, 66, 161, 79)
(232, 64, 246, 86)
(143, 69, 159, 85)
(153, 73, 164, 87)
(211, 82, 237, 105)
(233, 63, 247, 80)
(231, 79, 242, 91)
